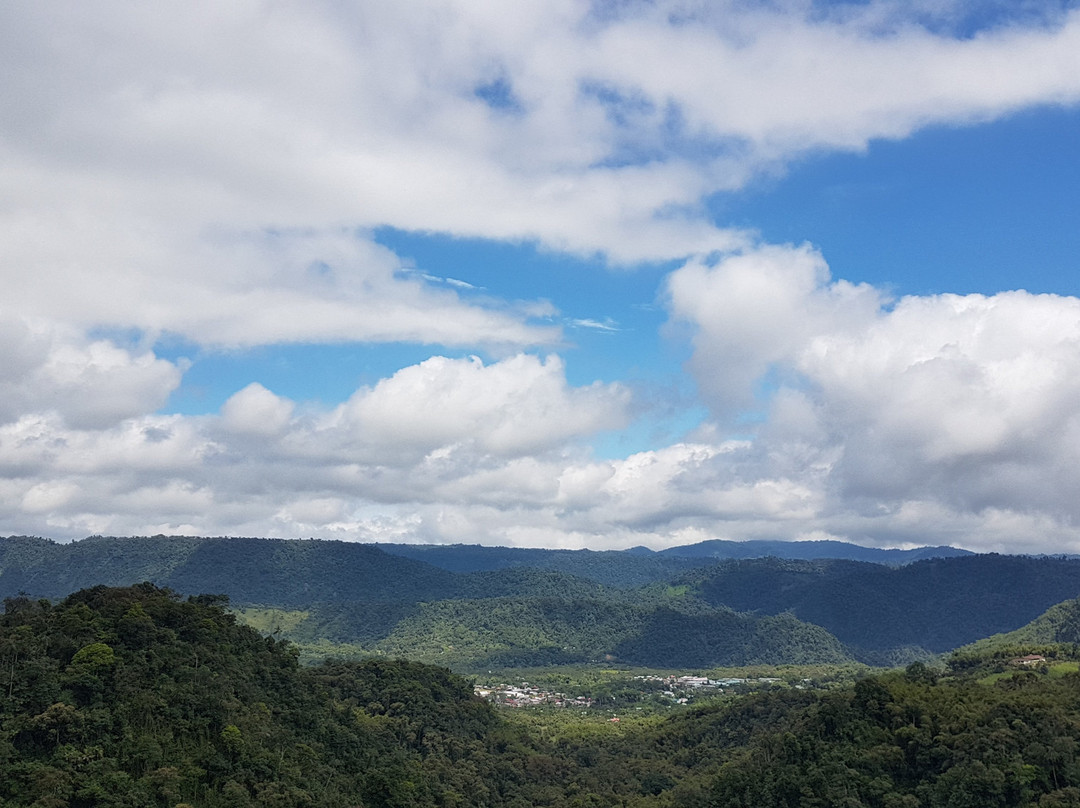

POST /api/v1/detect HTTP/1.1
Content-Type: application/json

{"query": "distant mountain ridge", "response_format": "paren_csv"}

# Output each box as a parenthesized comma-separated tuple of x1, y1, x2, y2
(0, 534, 851, 669)
(681, 554, 1080, 658)
(2, 534, 1074, 670)
(377, 537, 970, 576)
(652, 538, 973, 564)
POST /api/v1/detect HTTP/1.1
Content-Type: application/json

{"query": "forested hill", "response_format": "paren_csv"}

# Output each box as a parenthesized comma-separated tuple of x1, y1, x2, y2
(0, 535, 855, 669)
(0, 534, 971, 602)
(0, 535, 465, 605)
(962, 595, 1080, 654)
(342, 596, 852, 669)
(6, 536, 1080, 668)
(377, 537, 969, 579)
(685, 554, 1080, 657)
(376, 542, 707, 586)
(0, 583, 502, 806)
(653, 537, 972, 564)
(5, 584, 1080, 806)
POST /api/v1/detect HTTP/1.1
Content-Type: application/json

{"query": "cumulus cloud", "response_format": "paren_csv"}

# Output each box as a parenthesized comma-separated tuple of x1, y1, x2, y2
(329, 354, 630, 461)
(4, 2, 1080, 552)
(5, 256, 1080, 553)
(0, 353, 635, 541)
(3, 1, 1080, 350)
(221, 383, 294, 437)
(0, 314, 183, 429)
(667, 245, 1080, 546)
(665, 245, 882, 418)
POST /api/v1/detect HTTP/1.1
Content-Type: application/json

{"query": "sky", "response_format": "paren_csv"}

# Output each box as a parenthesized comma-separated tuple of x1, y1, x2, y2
(2, 0, 1080, 553)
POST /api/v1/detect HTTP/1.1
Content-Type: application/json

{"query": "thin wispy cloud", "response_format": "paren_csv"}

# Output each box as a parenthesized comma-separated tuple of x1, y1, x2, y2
(570, 318, 621, 332)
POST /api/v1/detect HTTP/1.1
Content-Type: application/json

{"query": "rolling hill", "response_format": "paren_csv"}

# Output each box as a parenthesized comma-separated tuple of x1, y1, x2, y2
(5, 535, 1080, 669)
(683, 554, 1080, 658)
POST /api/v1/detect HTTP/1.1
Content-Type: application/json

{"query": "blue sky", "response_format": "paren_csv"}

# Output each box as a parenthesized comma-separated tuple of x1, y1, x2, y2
(722, 104, 1080, 297)
(3, 1, 1080, 552)
(164, 103, 1080, 449)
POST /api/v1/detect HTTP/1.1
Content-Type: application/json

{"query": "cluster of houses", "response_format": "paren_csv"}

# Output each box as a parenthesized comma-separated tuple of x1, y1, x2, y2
(633, 673, 783, 702)
(474, 673, 790, 709)
(474, 683, 595, 708)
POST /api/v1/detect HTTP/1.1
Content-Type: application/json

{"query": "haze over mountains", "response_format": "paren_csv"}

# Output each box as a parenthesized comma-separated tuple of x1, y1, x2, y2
(3, 535, 1078, 670)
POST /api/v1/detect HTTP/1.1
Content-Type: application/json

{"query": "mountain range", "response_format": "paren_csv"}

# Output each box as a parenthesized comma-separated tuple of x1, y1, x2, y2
(3, 534, 1078, 669)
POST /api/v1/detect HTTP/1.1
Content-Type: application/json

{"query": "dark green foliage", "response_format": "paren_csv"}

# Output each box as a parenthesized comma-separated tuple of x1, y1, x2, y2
(655, 538, 972, 564)
(1, 537, 855, 670)
(379, 543, 708, 586)
(702, 666, 1080, 808)
(365, 596, 850, 669)
(614, 608, 849, 667)
(0, 584, 506, 807)
(6, 583, 1080, 806)
(686, 554, 1080, 655)
(9, 537, 1080, 670)
(0, 535, 464, 606)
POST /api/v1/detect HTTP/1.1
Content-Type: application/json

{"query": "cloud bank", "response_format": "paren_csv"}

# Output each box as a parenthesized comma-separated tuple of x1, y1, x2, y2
(3, 1, 1080, 552)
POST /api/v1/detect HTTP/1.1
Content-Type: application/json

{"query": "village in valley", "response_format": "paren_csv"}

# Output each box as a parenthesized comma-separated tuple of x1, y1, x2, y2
(474, 672, 791, 709)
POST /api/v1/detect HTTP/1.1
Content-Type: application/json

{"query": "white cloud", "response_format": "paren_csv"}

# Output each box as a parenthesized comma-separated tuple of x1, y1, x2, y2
(4, 271, 1080, 553)
(665, 244, 882, 418)
(4, 3, 1080, 552)
(0, 314, 183, 429)
(667, 244, 1080, 546)
(0, 353, 637, 543)
(221, 383, 294, 438)
(322, 353, 631, 463)
(3, 1, 1080, 353)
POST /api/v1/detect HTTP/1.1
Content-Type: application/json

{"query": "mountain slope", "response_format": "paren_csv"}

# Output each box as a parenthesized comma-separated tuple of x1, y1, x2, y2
(379, 542, 707, 586)
(960, 595, 1080, 655)
(0, 584, 500, 807)
(657, 538, 972, 564)
(8, 535, 1080, 668)
(0, 535, 466, 605)
(367, 595, 852, 669)
(687, 554, 1080, 655)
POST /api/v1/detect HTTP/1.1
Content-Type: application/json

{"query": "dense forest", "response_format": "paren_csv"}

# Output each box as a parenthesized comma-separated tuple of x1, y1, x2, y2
(686, 555, 1080, 656)
(962, 596, 1080, 654)
(4, 536, 1080, 669)
(3, 584, 1080, 807)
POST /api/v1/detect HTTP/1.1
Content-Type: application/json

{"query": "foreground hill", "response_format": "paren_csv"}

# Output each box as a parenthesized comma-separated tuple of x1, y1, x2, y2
(5, 584, 1080, 807)
(0, 584, 500, 807)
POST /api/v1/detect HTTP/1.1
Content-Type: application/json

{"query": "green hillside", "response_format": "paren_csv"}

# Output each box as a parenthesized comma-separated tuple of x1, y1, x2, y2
(8, 536, 1080, 669)
(378, 542, 707, 586)
(685, 554, 1080, 656)
(6, 584, 1080, 807)
(957, 596, 1080, 659)
(234, 593, 852, 670)
(1, 537, 852, 670)
(370, 596, 851, 669)
(0, 584, 499, 807)
(0, 535, 464, 606)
